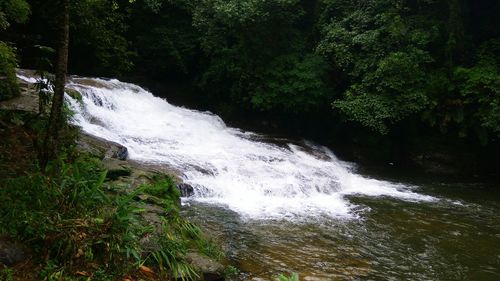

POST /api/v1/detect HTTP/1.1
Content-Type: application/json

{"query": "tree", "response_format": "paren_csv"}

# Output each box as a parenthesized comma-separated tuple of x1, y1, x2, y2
(316, 0, 437, 134)
(41, 0, 70, 168)
(0, 0, 30, 30)
(70, 0, 132, 77)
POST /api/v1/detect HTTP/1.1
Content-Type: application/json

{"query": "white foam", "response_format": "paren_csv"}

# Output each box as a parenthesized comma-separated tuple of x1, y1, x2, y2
(67, 78, 435, 220)
(16, 74, 38, 84)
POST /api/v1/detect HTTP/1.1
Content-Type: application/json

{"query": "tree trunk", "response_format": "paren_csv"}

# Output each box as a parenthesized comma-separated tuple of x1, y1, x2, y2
(41, 0, 70, 169)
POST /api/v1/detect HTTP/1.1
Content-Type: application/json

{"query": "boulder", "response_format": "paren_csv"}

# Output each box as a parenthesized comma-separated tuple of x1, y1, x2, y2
(77, 133, 128, 160)
(177, 183, 194, 197)
(186, 252, 225, 281)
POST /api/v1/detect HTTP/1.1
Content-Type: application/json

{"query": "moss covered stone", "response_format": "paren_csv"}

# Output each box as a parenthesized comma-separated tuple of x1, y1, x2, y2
(65, 87, 83, 103)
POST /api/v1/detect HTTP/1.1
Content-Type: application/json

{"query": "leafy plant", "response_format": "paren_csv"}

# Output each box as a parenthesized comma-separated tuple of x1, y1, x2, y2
(277, 272, 299, 281)
(224, 265, 239, 278)
(0, 0, 30, 30)
(0, 268, 14, 281)
(143, 217, 199, 280)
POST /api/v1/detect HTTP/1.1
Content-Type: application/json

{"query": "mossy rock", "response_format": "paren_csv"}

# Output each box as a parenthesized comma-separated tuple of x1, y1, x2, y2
(102, 158, 132, 180)
(65, 88, 83, 103)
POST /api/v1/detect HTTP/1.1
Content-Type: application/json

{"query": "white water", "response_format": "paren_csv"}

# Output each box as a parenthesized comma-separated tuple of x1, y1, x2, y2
(18, 75, 435, 220)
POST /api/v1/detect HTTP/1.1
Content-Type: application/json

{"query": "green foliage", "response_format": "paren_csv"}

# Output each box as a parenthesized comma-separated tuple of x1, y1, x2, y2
(141, 174, 180, 212)
(0, 268, 14, 281)
(251, 54, 329, 113)
(224, 265, 239, 278)
(423, 39, 500, 143)
(193, 0, 314, 113)
(0, 0, 30, 30)
(145, 217, 200, 280)
(277, 272, 299, 281)
(0, 153, 212, 280)
(0, 42, 20, 101)
(317, 0, 435, 134)
(333, 49, 431, 133)
(454, 65, 500, 137)
(3, 0, 499, 148)
(127, 0, 198, 79)
(140, 175, 223, 279)
(0, 157, 139, 268)
(70, 0, 133, 76)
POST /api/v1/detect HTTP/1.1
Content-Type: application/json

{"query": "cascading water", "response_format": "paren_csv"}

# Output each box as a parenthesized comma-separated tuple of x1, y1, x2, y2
(74, 77, 438, 219)
(18, 74, 434, 219)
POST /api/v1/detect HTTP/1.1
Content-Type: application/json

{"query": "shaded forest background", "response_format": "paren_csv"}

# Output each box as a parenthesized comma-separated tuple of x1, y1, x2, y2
(1, 0, 499, 176)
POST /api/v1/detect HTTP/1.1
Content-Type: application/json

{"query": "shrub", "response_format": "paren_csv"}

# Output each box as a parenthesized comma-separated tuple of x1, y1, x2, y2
(0, 154, 216, 280)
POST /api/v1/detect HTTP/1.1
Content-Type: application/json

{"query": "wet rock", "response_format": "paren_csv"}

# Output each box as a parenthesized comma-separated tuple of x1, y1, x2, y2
(135, 194, 166, 206)
(77, 133, 128, 160)
(113, 146, 128, 160)
(0, 238, 26, 266)
(127, 159, 183, 183)
(65, 88, 82, 103)
(177, 183, 194, 197)
(71, 77, 113, 89)
(89, 116, 106, 127)
(102, 158, 132, 180)
(186, 252, 225, 281)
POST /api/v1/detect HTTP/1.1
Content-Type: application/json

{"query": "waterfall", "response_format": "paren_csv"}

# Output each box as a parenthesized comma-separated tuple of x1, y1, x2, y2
(18, 74, 435, 220)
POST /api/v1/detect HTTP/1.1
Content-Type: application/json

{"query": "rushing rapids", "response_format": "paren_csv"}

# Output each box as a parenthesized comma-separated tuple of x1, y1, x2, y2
(20, 74, 434, 220)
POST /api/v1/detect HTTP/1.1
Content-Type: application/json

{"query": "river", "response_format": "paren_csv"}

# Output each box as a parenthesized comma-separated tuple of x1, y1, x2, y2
(18, 74, 500, 280)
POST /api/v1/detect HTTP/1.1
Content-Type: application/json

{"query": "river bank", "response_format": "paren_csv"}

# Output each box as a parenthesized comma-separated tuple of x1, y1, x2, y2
(0, 71, 227, 280)
(4, 71, 499, 280)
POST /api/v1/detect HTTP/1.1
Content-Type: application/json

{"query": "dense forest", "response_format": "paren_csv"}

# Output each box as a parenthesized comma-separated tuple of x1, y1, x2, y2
(1, 0, 499, 174)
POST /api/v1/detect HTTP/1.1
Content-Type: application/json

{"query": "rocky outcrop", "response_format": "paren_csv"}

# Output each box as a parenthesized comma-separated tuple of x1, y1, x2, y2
(77, 133, 128, 160)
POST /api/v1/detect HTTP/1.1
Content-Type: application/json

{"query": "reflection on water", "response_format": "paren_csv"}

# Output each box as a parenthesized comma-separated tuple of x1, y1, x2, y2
(183, 182, 500, 281)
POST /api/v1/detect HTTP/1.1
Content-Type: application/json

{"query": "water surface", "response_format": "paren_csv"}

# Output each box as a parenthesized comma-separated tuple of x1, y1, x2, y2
(184, 180, 500, 280)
